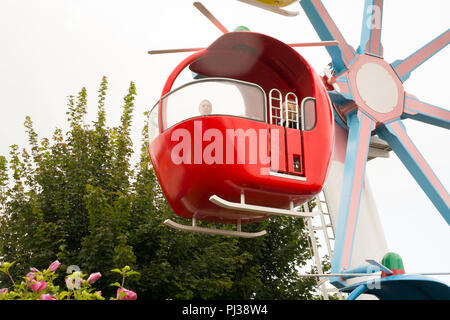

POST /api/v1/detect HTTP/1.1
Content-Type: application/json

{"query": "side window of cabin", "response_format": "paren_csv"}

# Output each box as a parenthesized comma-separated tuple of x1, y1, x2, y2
(301, 97, 316, 131)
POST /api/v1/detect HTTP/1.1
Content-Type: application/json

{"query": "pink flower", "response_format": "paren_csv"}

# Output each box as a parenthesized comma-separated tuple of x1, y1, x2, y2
(25, 272, 36, 281)
(65, 278, 73, 290)
(47, 260, 61, 272)
(65, 272, 82, 290)
(30, 267, 40, 273)
(30, 281, 47, 293)
(116, 288, 137, 300)
(40, 294, 57, 300)
(0, 288, 8, 294)
(87, 272, 102, 284)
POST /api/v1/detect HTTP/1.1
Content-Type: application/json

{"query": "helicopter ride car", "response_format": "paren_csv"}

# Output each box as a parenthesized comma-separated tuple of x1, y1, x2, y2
(148, 31, 334, 237)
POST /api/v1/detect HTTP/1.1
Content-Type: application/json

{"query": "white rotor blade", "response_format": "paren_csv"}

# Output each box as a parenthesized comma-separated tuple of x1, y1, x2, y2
(193, 2, 228, 34)
(415, 272, 450, 276)
(148, 47, 205, 55)
(148, 40, 338, 55)
(288, 40, 339, 48)
(298, 273, 380, 278)
(366, 259, 393, 274)
(299, 272, 450, 278)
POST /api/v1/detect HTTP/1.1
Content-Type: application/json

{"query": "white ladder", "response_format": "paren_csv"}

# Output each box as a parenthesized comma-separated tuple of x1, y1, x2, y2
(269, 88, 283, 126)
(303, 193, 344, 300)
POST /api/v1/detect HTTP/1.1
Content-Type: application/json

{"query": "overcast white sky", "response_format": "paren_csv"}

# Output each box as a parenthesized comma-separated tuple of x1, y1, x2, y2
(0, 0, 448, 285)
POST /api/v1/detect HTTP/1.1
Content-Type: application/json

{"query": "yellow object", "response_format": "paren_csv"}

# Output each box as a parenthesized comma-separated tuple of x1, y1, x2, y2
(253, 0, 297, 8)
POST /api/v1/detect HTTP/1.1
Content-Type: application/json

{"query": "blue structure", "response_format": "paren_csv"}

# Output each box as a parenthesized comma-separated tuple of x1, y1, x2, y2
(342, 274, 450, 300)
(299, 0, 450, 293)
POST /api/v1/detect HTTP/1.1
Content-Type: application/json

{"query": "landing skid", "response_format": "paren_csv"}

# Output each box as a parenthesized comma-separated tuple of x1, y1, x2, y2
(164, 193, 316, 238)
(209, 194, 318, 218)
(163, 218, 267, 238)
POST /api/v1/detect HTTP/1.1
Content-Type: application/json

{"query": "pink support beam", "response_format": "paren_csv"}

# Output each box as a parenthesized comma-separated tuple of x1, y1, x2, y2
(340, 113, 375, 271)
(360, 0, 384, 57)
(331, 111, 375, 288)
(402, 93, 450, 129)
(391, 29, 450, 82)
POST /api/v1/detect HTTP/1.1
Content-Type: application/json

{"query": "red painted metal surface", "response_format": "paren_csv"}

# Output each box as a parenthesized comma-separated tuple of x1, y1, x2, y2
(270, 125, 287, 173)
(285, 128, 303, 175)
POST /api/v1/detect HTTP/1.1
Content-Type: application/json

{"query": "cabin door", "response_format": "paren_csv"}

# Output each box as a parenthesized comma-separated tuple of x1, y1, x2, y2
(268, 90, 304, 176)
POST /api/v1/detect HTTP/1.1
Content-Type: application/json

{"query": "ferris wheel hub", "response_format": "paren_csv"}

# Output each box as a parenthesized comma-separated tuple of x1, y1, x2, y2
(335, 54, 405, 125)
(355, 62, 399, 114)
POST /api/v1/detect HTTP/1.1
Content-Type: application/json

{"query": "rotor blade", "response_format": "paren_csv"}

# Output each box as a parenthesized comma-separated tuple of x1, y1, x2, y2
(391, 29, 450, 82)
(359, 0, 384, 57)
(148, 47, 205, 55)
(298, 273, 380, 278)
(401, 93, 450, 130)
(299, 272, 450, 277)
(300, 0, 357, 73)
(330, 111, 376, 288)
(288, 40, 339, 47)
(414, 272, 450, 276)
(193, 2, 229, 34)
(148, 41, 340, 56)
(236, 0, 299, 17)
(365, 259, 393, 274)
(376, 120, 450, 224)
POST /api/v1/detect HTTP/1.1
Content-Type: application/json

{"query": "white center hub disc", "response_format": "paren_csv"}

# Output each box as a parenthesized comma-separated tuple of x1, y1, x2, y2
(355, 62, 399, 114)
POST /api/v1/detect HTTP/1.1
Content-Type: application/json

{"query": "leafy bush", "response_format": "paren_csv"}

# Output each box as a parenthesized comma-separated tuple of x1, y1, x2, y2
(0, 77, 320, 299)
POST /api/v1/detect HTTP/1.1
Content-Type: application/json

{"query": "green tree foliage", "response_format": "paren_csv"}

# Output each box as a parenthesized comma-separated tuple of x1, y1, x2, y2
(0, 77, 319, 299)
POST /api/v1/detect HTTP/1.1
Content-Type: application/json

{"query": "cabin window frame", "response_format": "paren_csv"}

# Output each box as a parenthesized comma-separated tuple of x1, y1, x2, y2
(159, 77, 268, 132)
(269, 89, 302, 130)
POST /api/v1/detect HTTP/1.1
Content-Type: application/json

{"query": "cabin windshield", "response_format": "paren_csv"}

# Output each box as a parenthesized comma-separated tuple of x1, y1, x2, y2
(160, 78, 266, 131)
(148, 103, 159, 142)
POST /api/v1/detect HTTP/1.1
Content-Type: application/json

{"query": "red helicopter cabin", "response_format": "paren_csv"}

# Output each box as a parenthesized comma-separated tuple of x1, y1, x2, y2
(148, 31, 334, 235)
